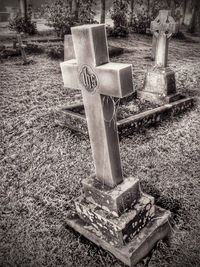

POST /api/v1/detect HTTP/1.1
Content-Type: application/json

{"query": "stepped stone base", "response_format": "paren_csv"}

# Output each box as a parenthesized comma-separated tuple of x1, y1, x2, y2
(138, 67, 182, 105)
(65, 175, 172, 266)
(137, 91, 183, 105)
(65, 206, 171, 266)
(75, 193, 155, 246)
(82, 176, 141, 216)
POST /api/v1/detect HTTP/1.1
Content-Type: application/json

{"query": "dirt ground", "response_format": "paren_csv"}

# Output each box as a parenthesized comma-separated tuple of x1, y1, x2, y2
(0, 32, 200, 267)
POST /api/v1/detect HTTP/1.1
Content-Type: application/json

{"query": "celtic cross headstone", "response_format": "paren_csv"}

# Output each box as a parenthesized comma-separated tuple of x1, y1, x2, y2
(138, 10, 181, 104)
(61, 24, 171, 266)
(152, 10, 178, 67)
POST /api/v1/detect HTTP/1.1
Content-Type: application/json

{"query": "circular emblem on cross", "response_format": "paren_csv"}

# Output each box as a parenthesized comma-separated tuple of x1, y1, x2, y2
(79, 65, 98, 93)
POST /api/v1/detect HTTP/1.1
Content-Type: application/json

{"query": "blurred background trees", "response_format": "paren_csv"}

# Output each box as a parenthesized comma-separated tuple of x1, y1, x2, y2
(2, 0, 199, 37)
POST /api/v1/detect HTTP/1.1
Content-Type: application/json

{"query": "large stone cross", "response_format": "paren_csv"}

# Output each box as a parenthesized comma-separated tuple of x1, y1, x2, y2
(151, 10, 179, 67)
(61, 24, 133, 188)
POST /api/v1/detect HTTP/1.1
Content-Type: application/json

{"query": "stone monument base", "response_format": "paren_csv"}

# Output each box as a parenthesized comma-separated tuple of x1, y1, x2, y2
(138, 67, 182, 105)
(137, 91, 183, 105)
(65, 206, 171, 266)
(65, 176, 172, 266)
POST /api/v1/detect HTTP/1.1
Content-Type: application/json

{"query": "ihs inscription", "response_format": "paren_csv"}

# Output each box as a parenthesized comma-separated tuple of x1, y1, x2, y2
(79, 65, 98, 93)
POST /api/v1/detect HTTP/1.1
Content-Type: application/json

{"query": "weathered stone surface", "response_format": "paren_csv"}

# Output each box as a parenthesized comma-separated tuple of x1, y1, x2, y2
(61, 24, 134, 188)
(137, 91, 182, 105)
(64, 35, 124, 61)
(151, 10, 179, 68)
(139, 10, 179, 104)
(65, 206, 171, 266)
(61, 60, 133, 98)
(75, 193, 155, 246)
(151, 10, 179, 34)
(118, 97, 194, 135)
(57, 97, 194, 137)
(82, 176, 141, 216)
(64, 35, 75, 61)
(61, 25, 133, 98)
(61, 24, 173, 266)
(143, 67, 176, 95)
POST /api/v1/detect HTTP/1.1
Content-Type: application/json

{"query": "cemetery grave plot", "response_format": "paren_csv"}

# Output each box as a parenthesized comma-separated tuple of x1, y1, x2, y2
(57, 97, 193, 137)
(58, 12, 194, 138)
(60, 24, 173, 266)
(0, 28, 200, 267)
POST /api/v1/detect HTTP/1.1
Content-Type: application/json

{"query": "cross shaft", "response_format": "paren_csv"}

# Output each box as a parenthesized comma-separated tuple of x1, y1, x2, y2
(151, 10, 178, 67)
(61, 24, 133, 187)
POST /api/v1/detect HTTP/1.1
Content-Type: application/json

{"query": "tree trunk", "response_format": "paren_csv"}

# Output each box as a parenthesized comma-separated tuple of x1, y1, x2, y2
(147, 0, 150, 17)
(69, 0, 73, 12)
(100, 0, 106, 23)
(19, 0, 28, 18)
(129, 0, 134, 25)
(189, 0, 200, 33)
(72, 0, 78, 20)
(182, 0, 187, 25)
(170, 0, 175, 17)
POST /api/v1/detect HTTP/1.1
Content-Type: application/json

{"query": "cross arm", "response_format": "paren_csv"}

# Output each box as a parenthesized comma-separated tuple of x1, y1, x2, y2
(96, 62, 133, 98)
(151, 20, 179, 34)
(151, 10, 179, 35)
(61, 60, 134, 98)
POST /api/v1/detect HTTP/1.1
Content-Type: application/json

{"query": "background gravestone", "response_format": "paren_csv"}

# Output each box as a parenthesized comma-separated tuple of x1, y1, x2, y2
(138, 10, 182, 104)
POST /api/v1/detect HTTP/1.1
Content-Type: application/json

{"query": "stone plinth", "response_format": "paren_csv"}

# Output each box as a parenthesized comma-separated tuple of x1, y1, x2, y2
(138, 67, 182, 104)
(75, 193, 155, 247)
(65, 206, 171, 267)
(82, 176, 141, 216)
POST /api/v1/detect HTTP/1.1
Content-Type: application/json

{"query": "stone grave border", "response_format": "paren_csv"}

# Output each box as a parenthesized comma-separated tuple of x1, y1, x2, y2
(57, 96, 194, 137)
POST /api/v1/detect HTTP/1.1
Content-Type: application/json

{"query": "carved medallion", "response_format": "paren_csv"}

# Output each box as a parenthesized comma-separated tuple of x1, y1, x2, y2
(79, 65, 98, 93)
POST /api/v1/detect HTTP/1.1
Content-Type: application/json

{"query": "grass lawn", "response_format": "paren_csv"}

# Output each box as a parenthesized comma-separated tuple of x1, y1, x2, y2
(0, 32, 200, 267)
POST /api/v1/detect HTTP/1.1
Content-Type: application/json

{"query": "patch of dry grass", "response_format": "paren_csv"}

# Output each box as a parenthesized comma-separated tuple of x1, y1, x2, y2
(0, 33, 200, 267)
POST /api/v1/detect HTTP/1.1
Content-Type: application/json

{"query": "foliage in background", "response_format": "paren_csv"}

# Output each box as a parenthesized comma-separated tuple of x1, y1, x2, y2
(42, 0, 96, 39)
(42, 0, 75, 38)
(129, 12, 151, 34)
(9, 6, 37, 35)
(128, 0, 184, 35)
(109, 0, 129, 37)
(45, 43, 64, 59)
(78, 0, 97, 24)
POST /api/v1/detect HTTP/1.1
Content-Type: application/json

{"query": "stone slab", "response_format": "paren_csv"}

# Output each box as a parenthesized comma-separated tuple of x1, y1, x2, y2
(141, 67, 177, 98)
(65, 206, 171, 266)
(56, 97, 194, 137)
(137, 91, 182, 105)
(75, 193, 155, 246)
(82, 176, 141, 216)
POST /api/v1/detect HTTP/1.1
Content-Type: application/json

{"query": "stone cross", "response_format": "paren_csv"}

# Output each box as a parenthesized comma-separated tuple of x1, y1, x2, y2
(62, 25, 172, 266)
(61, 25, 133, 188)
(15, 34, 28, 64)
(151, 10, 179, 67)
(64, 35, 75, 61)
